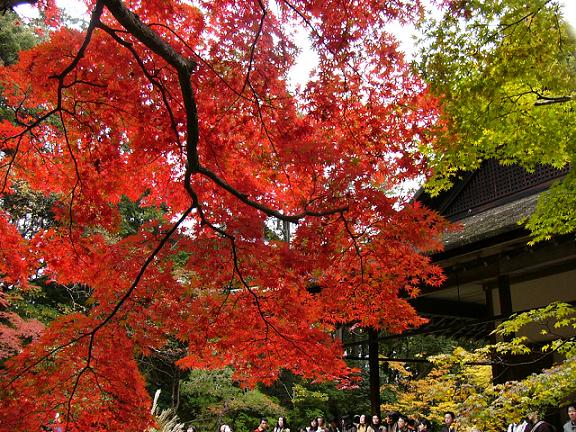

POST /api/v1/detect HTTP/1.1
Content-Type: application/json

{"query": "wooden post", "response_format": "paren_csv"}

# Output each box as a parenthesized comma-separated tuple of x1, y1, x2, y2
(494, 273, 513, 383)
(368, 327, 381, 417)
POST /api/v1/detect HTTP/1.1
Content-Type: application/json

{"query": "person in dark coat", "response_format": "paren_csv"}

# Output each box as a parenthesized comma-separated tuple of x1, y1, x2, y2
(526, 412, 556, 432)
(440, 412, 456, 432)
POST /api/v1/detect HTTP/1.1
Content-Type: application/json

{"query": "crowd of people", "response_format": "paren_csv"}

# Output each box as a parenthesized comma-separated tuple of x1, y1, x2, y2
(204, 402, 576, 432)
(290, 412, 449, 432)
(38, 400, 576, 432)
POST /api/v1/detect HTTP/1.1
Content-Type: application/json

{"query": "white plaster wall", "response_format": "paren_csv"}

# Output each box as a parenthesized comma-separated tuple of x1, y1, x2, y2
(510, 270, 576, 341)
(511, 269, 576, 311)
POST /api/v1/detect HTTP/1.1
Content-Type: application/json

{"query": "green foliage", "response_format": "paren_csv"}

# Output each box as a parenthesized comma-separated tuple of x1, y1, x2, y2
(118, 192, 166, 237)
(1, 181, 57, 239)
(172, 367, 375, 431)
(381, 334, 483, 384)
(9, 281, 91, 324)
(524, 171, 576, 243)
(418, 0, 576, 240)
(384, 303, 576, 432)
(289, 383, 332, 426)
(178, 368, 285, 432)
(293, 384, 329, 404)
(289, 374, 371, 424)
(490, 301, 576, 358)
(0, 11, 37, 67)
(0, 11, 40, 126)
(255, 366, 372, 426)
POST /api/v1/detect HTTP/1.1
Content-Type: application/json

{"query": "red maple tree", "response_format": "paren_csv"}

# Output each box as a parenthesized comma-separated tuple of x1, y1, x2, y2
(0, 0, 448, 430)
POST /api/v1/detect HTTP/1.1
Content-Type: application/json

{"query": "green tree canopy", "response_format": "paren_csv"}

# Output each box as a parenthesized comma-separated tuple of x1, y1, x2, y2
(0, 11, 37, 67)
(418, 0, 576, 242)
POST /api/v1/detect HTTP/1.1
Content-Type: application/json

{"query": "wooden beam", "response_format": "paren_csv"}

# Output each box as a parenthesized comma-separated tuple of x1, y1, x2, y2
(343, 356, 493, 366)
(409, 297, 488, 319)
(428, 238, 576, 289)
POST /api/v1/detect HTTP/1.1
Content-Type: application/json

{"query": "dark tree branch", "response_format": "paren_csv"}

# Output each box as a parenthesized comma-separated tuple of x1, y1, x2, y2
(58, 110, 83, 259)
(101, 0, 348, 224)
(96, 22, 181, 147)
(184, 183, 322, 360)
(340, 211, 365, 286)
(197, 165, 347, 222)
(534, 95, 572, 106)
(498, 0, 553, 33)
(240, 0, 267, 95)
(148, 22, 256, 104)
(4, 0, 353, 418)
(100, 0, 196, 74)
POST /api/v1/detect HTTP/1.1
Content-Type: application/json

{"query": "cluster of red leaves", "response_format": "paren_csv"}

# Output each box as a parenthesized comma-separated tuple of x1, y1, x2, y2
(0, 0, 449, 430)
(0, 212, 32, 288)
(2, 315, 150, 431)
(0, 312, 44, 360)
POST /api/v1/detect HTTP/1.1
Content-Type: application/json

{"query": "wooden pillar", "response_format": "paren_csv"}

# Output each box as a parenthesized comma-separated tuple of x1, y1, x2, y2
(498, 274, 512, 318)
(484, 283, 496, 343)
(485, 282, 502, 381)
(494, 274, 513, 383)
(368, 327, 381, 417)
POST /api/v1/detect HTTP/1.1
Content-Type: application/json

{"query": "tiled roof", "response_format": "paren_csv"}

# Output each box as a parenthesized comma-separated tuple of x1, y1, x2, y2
(443, 193, 539, 250)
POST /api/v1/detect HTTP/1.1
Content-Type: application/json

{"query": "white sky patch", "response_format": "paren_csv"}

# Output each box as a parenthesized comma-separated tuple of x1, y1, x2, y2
(287, 25, 318, 90)
(59, 0, 87, 19)
(16, 0, 87, 20)
(563, 0, 576, 34)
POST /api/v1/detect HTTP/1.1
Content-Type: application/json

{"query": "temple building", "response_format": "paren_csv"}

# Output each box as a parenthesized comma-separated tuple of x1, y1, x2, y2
(414, 159, 575, 380)
(343, 160, 576, 418)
